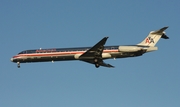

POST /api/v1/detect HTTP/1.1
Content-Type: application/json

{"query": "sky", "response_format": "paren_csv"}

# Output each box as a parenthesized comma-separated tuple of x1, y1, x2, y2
(0, 0, 180, 107)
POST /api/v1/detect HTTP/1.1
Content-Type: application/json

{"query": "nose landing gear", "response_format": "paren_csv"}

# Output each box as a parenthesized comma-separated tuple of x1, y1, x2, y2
(17, 62, 20, 68)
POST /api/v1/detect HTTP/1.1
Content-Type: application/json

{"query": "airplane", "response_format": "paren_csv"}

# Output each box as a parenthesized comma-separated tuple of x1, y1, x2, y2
(11, 27, 169, 68)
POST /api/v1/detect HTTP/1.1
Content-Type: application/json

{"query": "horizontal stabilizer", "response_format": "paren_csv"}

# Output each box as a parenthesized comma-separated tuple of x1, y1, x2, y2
(151, 26, 168, 34)
(161, 33, 169, 39)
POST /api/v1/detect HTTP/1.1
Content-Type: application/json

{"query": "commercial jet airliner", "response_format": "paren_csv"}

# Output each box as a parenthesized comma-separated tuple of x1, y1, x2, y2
(11, 27, 169, 68)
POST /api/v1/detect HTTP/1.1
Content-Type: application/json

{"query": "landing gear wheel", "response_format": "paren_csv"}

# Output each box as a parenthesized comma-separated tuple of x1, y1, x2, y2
(94, 58, 98, 63)
(95, 63, 99, 68)
(17, 62, 20, 68)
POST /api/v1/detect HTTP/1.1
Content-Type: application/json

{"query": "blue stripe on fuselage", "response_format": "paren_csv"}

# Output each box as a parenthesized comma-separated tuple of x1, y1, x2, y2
(18, 45, 149, 54)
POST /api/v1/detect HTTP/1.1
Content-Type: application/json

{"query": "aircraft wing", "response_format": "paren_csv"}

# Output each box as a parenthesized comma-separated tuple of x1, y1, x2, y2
(79, 37, 114, 68)
(80, 37, 108, 59)
(81, 59, 114, 68)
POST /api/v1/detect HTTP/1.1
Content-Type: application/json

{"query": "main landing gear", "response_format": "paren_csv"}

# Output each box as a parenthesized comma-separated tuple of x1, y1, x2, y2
(17, 62, 20, 68)
(94, 58, 100, 68)
(95, 63, 100, 68)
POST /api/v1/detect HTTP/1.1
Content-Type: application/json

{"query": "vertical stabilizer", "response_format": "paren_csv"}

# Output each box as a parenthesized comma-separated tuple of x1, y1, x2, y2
(138, 27, 169, 46)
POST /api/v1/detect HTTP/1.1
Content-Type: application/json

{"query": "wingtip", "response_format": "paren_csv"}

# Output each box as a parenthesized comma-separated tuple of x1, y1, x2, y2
(107, 64, 115, 68)
(110, 66, 115, 68)
(102, 37, 109, 41)
(161, 33, 169, 39)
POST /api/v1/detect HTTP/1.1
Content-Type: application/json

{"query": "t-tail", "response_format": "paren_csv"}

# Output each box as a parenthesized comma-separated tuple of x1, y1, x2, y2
(138, 27, 169, 46)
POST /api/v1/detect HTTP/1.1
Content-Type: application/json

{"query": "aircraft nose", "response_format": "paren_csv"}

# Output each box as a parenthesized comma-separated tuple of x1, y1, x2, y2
(11, 55, 20, 62)
(11, 55, 18, 62)
(10, 58, 14, 62)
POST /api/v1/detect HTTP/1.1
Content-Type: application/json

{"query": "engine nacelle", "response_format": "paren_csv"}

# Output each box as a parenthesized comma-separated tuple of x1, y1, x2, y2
(74, 54, 82, 59)
(118, 46, 142, 52)
(102, 53, 111, 58)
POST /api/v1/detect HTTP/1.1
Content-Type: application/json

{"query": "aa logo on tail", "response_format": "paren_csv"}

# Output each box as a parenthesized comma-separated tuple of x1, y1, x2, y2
(145, 37, 154, 44)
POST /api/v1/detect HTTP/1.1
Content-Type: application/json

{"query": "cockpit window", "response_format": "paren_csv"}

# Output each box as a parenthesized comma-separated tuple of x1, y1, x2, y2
(18, 51, 26, 54)
(27, 50, 35, 53)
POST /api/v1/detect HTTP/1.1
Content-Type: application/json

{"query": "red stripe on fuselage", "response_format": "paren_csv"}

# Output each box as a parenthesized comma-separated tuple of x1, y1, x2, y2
(17, 50, 119, 57)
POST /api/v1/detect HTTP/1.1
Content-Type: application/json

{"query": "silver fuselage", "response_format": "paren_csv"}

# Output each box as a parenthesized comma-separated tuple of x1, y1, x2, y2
(11, 45, 157, 63)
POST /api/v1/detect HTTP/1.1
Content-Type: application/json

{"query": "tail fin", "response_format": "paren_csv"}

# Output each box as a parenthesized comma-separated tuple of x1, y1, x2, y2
(138, 27, 169, 46)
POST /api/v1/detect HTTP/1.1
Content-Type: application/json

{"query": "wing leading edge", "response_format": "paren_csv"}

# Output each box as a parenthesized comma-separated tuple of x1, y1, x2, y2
(79, 37, 114, 68)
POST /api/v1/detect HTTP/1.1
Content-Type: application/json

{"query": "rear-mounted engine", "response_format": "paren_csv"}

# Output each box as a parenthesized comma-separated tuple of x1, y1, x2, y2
(118, 46, 142, 52)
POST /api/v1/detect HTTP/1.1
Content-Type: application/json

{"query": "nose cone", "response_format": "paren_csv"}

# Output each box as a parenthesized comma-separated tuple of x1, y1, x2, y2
(11, 55, 17, 62)
(10, 58, 14, 62)
(11, 55, 20, 62)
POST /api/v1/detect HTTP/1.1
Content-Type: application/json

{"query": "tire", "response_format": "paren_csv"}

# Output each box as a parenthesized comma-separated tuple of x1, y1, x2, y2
(95, 63, 99, 68)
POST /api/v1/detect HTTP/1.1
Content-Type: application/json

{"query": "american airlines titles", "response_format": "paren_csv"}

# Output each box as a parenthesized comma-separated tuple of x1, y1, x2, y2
(36, 49, 56, 53)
